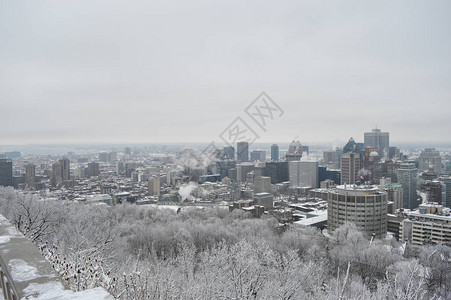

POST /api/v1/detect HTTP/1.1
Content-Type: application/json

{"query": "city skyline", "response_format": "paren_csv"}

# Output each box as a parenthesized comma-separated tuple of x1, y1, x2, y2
(1, 0, 451, 145)
(0, 2, 450, 299)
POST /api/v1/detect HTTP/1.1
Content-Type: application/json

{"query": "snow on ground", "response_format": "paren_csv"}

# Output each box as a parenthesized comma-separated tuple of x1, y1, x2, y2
(23, 282, 113, 300)
(8, 259, 40, 282)
(0, 235, 11, 244)
(144, 204, 180, 212)
(6, 226, 22, 236)
(0, 214, 10, 225)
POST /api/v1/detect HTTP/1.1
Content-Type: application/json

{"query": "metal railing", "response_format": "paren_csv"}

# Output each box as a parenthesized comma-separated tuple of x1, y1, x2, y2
(0, 255, 18, 300)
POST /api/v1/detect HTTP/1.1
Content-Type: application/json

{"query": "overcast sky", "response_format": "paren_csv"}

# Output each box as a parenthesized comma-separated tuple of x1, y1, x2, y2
(1, 0, 450, 146)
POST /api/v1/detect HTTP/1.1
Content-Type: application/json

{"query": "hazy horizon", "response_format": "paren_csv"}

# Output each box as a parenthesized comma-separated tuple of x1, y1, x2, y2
(2, 141, 451, 157)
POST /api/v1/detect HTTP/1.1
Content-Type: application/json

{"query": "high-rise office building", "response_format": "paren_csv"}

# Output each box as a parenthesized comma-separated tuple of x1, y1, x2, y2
(148, 176, 161, 196)
(372, 160, 401, 184)
(363, 147, 380, 184)
(326, 169, 341, 186)
(418, 148, 442, 174)
(420, 180, 442, 204)
(216, 160, 236, 179)
(237, 142, 249, 162)
(285, 140, 303, 163)
(439, 176, 451, 208)
(343, 138, 365, 168)
(0, 159, 13, 187)
(87, 162, 100, 177)
(341, 153, 360, 185)
(125, 162, 137, 178)
(25, 164, 36, 189)
(384, 183, 403, 212)
(422, 168, 438, 181)
(250, 150, 266, 162)
(363, 147, 379, 169)
(289, 161, 318, 188)
(323, 150, 336, 165)
(60, 158, 70, 181)
(236, 163, 254, 183)
(335, 148, 342, 169)
(286, 140, 303, 175)
(388, 147, 400, 160)
(397, 163, 418, 209)
(270, 144, 279, 161)
(223, 146, 235, 160)
(51, 158, 70, 186)
(108, 151, 117, 162)
(318, 166, 342, 186)
(116, 161, 125, 175)
(343, 137, 358, 154)
(254, 162, 265, 177)
(364, 128, 389, 158)
(52, 162, 62, 186)
(100, 151, 117, 162)
(263, 162, 289, 184)
(228, 168, 237, 182)
(328, 185, 388, 238)
(254, 176, 272, 193)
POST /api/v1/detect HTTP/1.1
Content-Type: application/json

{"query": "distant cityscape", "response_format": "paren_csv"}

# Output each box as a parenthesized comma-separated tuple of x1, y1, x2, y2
(2, 0, 450, 297)
(1, 127, 450, 246)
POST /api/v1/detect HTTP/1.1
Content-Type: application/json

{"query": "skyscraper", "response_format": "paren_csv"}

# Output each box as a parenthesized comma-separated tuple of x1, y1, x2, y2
(285, 140, 303, 162)
(289, 161, 318, 188)
(108, 151, 117, 162)
(0, 159, 13, 187)
(51, 158, 70, 186)
(223, 146, 235, 160)
(250, 150, 266, 162)
(418, 148, 442, 174)
(364, 128, 389, 158)
(363, 147, 380, 184)
(372, 160, 401, 184)
(323, 150, 336, 165)
(397, 163, 418, 209)
(237, 142, 249, 162)
(439, 176, 451, 208)
(343, 137, 358, 154)
(341, 153, 360, 184)
(388, 146, 400, 160)
(60, 158, 70, 181)
(270, 144, 279, 161)
(335, 148, 342, 169)
(116, 161, 125, 175)
(254, 176, 272, 193)
(215, 160, 236, 179)
(420, 180, 442, 204)
(384, 183, 403, 212)
(87, 162, 100, 177)
(263, 162, 289, 184)
(236, 162, 254, 183)
(25, 164, 36, 189)
(148, 176, 161, 196)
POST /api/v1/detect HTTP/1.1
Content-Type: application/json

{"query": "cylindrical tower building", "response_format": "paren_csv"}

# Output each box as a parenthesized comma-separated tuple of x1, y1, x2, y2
(327, 184, 387, 238)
